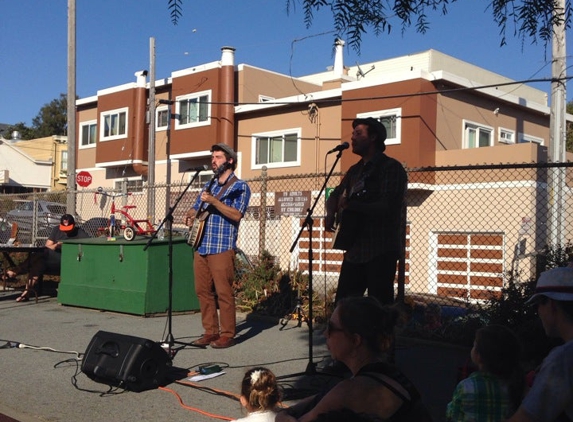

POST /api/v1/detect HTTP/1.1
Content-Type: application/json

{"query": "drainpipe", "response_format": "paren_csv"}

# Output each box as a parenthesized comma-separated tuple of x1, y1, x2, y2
(133, 70, 148, 176)
(220, 47, 235, 148)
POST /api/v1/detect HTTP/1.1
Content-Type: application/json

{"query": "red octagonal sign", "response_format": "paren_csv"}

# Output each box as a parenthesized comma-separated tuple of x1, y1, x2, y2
(76, 171, 93, 187)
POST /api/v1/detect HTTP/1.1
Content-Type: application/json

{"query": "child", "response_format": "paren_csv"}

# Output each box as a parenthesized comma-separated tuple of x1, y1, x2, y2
(233, 367, 281, 422)
(446, 324, 525, 421)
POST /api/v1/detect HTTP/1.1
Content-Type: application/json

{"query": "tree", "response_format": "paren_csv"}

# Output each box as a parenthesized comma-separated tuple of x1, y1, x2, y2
(167, 1, 571, 52)
(0, 122, 36, 140)
(567, 100, 573, 152)
(31, 93, 68, 138)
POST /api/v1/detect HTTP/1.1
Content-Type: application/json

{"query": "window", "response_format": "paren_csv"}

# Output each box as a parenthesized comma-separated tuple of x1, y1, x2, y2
(175, 90, 211, 129)
(357, 108, 401, 145)
(60, 150, 68, 174)
(519, 134, 544, 145)
(499, 128, 515, 144)
(80, 120, 97, 148)
(100, 108, 128, 141)
(156, 107, 169, 130)
(464, 121, 493, 148)
(252, 129, 300, 169)
(114, 179, 143, 193)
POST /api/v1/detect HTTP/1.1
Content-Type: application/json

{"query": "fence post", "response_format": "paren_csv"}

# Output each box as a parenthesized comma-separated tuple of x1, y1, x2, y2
(259, 166, 268, 256)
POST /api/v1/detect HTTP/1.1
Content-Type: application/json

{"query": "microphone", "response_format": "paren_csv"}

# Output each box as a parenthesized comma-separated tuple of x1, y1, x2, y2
(189, 164, 209, 172)
(327, 142, 350, 154)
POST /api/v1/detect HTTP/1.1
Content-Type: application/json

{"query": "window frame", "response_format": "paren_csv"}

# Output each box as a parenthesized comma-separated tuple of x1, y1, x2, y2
(156, 106, 169, 131)
(100, 107, 128, 141)
(251, 128, 301, 170)
(60, 150, 68, 174)
(463, 120, 493, 149)
(79, 120, 97, 149)
(498, 127, 515, 144)
(519, 133, 544, 145)
(356, 108, 402, 146)
(174, 90, 211, 130)
(113, 178, 144, 193)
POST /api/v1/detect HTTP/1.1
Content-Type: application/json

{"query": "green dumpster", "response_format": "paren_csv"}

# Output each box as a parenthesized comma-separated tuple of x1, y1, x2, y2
(58, 237, 198, 316)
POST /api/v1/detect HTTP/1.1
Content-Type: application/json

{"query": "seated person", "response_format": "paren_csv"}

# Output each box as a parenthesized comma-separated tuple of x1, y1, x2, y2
(276, 296, 432, 422)
(507, 267, 573, 421)
(4, 214, 89, 302)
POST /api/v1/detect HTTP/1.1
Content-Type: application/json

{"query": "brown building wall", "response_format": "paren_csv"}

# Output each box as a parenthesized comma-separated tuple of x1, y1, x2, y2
(94, 87, 147, 166)
(237, 65, 321, 104)
(169, 68, 224, 155)
(340, 78, 438, 172)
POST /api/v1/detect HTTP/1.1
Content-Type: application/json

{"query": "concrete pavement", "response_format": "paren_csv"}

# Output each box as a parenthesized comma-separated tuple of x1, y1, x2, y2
(0, 287, 469, 422)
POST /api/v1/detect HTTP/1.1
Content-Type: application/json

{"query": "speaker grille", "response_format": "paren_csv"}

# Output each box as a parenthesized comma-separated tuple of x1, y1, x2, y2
(82, 331, 171, 392)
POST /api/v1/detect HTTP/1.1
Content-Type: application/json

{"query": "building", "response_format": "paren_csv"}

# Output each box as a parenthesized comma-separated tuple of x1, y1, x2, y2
(0, 134, 68, 193)
(74, 43, 572, 302)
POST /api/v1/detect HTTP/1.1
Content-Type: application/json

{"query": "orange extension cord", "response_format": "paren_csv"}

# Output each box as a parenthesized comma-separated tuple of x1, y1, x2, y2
(159, 372, 286, 420)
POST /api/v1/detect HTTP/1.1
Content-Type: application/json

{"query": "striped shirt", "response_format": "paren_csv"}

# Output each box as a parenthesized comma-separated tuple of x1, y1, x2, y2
(193, 173, 251, 256)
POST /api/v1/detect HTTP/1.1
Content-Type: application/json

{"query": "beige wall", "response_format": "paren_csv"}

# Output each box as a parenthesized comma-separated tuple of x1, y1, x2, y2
(237, 103, 342, 180)
(237, 65, 321, 104)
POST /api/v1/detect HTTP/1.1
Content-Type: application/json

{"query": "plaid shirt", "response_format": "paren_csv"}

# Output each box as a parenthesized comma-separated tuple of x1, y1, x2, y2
(446, 371, 511, 422)
(193, 173, 250, 256)
(327, 152, 407, 263)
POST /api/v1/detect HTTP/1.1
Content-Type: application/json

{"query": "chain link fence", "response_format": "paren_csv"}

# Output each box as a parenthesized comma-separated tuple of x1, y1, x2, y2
(1, 163, 572, 311)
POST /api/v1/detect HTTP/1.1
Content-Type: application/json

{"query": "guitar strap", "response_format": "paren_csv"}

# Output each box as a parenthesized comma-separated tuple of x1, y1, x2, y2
(211, 174, 237, 203)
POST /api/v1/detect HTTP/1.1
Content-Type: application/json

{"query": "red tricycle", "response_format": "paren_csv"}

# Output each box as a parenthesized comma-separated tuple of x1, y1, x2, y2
(95, 189, 157, 241)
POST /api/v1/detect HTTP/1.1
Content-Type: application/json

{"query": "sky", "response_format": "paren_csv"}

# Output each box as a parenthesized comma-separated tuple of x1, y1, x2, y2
(1, 0, 571, 127)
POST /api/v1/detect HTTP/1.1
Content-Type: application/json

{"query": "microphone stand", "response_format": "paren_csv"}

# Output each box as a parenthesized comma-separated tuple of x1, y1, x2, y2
(279, 149, 344, 378)
(144, 167, 207, 357)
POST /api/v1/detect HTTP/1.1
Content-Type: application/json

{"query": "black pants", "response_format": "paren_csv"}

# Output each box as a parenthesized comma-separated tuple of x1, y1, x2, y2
(335, 252, 399, 305)
(14, 249, 61, 279)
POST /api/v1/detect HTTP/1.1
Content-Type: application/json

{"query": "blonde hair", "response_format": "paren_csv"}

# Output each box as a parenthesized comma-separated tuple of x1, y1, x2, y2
(240, 367, 280, 412)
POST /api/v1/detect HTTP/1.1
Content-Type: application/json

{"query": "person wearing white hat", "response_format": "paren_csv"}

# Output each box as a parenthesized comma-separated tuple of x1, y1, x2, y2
(507, 266, 573, 421)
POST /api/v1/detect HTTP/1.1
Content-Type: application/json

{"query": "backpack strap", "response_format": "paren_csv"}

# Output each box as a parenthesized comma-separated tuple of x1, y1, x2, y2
(358, 372, 412, 403)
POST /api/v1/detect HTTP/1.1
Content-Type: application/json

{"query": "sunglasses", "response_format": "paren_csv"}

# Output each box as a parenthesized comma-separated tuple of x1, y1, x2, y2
(325, 320, 345, 335)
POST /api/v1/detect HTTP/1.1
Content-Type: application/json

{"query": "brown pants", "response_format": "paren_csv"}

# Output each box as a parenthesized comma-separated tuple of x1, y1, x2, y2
(193, 249, 236, 338)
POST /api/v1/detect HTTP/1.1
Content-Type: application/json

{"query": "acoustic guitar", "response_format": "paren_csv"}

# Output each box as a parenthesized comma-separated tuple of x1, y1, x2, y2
(331, 208, 359, 250)
(187, 176, 217, 249)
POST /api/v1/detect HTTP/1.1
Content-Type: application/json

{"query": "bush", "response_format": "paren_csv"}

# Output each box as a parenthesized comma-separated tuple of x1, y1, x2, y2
(234, 250, 326, 321)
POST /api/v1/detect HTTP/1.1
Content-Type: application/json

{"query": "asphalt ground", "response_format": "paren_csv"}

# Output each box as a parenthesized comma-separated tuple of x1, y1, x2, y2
(0, 285, 470, 422)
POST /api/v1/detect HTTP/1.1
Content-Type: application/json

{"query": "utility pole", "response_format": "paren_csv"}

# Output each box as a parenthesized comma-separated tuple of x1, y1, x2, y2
(66, 0, 76, 214)
(148, 37, 156, 223)
(548, 0, 567, 247)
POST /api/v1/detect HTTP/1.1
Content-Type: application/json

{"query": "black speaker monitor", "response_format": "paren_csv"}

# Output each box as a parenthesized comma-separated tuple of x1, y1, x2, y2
(82, 330, 171, 392)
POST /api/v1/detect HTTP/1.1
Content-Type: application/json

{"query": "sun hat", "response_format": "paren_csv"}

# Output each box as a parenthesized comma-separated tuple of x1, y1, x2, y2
(211, 143, 237, 162)
(59, 214, 76, 232)
(526, 267, 573, 304)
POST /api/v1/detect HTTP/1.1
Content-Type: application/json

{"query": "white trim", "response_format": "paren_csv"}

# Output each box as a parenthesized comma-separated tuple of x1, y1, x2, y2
(100, 107, 129, 142)
(498, 127, 515, 144)
(79, 119, 97, 149)
(462, 119, 494, 149)
(519, 133, 545, 145)
(155, 106, 169, 131)
(251, 127, 302, 170)
(174, 89, 212, 129)
(357, 108, 402, 146)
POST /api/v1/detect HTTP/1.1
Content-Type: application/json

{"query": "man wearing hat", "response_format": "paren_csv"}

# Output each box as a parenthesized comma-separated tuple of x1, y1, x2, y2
(507, 267, 573, 421)
(7, 214, 89, 302)
(186, 143, 251, 349)
(325, 117, 407, 305)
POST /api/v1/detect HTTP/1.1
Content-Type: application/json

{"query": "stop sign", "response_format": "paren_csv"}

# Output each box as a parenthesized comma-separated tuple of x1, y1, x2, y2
(76, 171, 93, 187)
